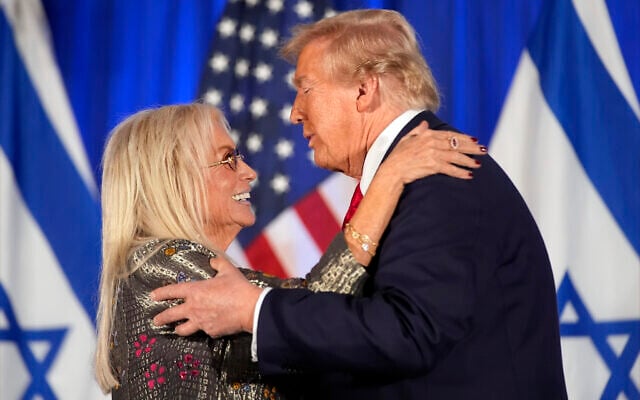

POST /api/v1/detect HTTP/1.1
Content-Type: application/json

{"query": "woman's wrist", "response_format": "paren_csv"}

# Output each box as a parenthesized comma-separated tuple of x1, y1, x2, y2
(344, 223, 378, 256)
(370, 166, 405, 196)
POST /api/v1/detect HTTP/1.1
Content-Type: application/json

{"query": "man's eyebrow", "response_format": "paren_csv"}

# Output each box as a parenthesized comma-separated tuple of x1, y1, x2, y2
(292, 75, 308, 88)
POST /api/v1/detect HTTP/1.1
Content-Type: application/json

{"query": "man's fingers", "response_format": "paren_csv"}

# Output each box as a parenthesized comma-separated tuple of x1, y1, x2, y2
(173, 320, 199, 336)
(209, 256, 232, 273)
(153, 307, 199, 336)
(151, 282, 190, 301)
(153, 302, 187, 326)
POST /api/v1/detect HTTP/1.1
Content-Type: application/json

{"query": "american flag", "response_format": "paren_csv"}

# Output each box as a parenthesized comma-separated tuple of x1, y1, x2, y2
(198, 0, 357, 278)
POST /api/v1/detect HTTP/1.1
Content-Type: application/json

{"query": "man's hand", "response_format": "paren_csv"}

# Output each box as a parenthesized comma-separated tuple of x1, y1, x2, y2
(151, 256, 263, 337)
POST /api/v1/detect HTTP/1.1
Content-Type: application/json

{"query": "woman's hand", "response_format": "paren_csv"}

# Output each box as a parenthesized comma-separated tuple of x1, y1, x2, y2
(381, 121, 487, 185)
(345, 122, 487, 266)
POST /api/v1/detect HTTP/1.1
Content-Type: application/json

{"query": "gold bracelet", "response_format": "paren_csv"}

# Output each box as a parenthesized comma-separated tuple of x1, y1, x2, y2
(344, 223, 378, 256)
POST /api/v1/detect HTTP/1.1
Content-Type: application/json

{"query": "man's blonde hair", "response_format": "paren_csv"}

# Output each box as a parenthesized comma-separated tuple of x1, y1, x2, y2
(280, 9, 439, 111)
(94, 103, 228, 391)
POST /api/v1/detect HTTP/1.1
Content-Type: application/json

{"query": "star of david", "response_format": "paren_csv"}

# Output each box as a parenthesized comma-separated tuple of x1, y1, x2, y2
(557, 273, 640, 399)
(0, 284, 67, 399)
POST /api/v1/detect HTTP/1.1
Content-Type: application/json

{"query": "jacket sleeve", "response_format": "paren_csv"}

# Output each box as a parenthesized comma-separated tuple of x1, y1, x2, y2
(305, 233, 368, 294)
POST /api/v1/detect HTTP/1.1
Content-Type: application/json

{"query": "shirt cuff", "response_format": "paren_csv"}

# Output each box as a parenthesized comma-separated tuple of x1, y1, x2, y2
(251, 287, 272, 362)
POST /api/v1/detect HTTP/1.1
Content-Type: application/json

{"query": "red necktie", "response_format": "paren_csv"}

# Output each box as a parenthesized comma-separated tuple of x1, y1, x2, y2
(342, 183, 363, 229)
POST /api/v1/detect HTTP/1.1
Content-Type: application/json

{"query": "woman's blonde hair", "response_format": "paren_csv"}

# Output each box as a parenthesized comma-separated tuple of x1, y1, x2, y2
(94, 103, 229, 391)
(280, 9, 440, 111)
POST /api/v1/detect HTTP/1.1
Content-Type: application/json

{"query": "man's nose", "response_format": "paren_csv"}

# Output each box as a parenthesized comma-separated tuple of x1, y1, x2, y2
(289, 97, 303, 125)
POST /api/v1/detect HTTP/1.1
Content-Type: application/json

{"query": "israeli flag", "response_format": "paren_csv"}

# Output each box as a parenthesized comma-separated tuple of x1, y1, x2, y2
(490, 0, 640, 398)
(0, 0, 104, 398)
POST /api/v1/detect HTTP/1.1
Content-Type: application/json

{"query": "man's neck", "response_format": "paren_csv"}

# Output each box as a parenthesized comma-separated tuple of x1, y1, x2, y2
(343, 106, 406, 179)
(361, 107, 406, 154)
(359, 109, 424, 194)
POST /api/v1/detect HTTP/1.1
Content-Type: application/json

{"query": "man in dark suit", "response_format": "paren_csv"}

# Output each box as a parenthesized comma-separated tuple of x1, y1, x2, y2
(153, 9, 567, 399)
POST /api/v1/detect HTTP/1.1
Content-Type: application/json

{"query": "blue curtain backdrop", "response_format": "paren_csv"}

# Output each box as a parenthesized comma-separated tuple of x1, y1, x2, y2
(1, 0, 638, 398)
(42, 0, 638, 176)
(42, 0, 530, 173)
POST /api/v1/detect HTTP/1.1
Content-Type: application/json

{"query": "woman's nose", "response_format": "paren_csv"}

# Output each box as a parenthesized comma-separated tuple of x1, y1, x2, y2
(238, 158, 257, 182)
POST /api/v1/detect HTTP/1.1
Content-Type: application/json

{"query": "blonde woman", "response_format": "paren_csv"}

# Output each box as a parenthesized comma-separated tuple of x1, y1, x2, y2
(95, 103, 484, 399)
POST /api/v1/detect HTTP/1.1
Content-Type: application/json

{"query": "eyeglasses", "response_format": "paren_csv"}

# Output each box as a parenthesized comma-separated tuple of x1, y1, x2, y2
(206, 148, 245, 171)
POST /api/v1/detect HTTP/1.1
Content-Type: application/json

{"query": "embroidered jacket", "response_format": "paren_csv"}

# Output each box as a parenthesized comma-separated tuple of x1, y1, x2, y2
(110, 234, 365, 399)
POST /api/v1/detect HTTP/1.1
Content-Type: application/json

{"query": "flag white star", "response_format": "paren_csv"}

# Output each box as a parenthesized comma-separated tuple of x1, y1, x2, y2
(260, 29, 278, 48)
(229, 129, 241, 144)
(294, 0, 313, 19)
(267, 0, 284, 13)
(209, 53, 229, 73)
(230, 94, 244, 112)
(250, 98, 268, 118)
(254, 63, 273, 82)
(239, 24, 255, 43)
(235, 59, 250, 77)
(246, 0, 259, 6)
(217, 18, 237, 38)
(275, 139, 294, 159)
(285, 69, 296, 90)
(307, 150, 316, 164)
(271, 173, 290, 194)
(204, 89, 222, 106)
(324, 8, 337, 18)
(280, 104, 292, 124)
(246, 133, 263, 153)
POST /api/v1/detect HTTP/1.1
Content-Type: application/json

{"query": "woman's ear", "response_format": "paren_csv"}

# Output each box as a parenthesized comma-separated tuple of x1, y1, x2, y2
(356, 75, 379, 112)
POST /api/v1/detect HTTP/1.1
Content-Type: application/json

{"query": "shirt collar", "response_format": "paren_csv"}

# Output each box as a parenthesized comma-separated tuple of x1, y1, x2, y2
(360, 109, 423, 194)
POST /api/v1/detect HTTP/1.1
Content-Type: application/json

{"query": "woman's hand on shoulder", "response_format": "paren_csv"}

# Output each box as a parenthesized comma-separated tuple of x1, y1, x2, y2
(380, 121, 488, 185)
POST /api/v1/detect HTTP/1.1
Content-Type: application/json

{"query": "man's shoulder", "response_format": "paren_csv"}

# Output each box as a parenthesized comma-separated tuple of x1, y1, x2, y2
(400, 110, 459, 133)
(422, 111, 459, 133)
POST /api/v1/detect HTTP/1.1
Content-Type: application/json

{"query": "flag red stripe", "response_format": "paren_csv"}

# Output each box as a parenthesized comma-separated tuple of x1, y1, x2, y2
(245, 234, 289, 278)
(294, 190, 341, 252)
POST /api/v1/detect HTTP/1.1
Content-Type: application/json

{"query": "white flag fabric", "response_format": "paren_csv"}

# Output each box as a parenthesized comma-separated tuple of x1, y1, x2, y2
(0, 0, 105, 398)
(491, 0, 640, 398)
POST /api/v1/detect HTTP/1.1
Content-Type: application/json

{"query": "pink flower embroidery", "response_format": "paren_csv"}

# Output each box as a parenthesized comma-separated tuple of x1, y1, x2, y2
(134, 334, 157, 357)
(144, 363, 166, 389)
(176, 353, 201, 380)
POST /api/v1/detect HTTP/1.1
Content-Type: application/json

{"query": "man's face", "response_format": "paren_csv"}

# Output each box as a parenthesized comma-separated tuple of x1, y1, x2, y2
(289, 40, 365, 176)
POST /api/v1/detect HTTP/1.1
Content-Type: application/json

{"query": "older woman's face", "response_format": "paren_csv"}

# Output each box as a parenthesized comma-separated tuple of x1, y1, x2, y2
(204, 127, 257, 250)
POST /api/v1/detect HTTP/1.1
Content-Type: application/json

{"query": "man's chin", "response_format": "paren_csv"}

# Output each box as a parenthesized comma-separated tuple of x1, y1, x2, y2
(313, 156, 342, 173)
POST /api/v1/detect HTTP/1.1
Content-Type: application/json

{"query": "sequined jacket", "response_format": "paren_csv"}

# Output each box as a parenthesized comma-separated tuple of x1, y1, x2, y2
(110, 234, 366, 400)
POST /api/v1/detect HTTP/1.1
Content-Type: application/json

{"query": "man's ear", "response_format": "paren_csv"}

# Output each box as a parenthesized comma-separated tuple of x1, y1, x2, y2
(355, 74, 379, 112)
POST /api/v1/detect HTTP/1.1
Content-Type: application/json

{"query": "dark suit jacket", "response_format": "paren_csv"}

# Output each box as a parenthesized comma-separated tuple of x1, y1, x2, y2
(258, 112, 568, 399)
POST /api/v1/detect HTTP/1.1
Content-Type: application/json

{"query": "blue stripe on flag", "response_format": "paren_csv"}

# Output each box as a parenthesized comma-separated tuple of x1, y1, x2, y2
(528, 0, 640, 254)
(0, 13, 101, 321)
